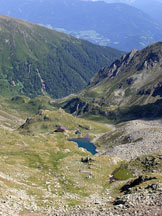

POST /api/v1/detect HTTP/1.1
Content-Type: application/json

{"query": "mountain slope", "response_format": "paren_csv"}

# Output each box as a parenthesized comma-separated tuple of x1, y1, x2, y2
(62, 42, 162, 120)
(83, 42, 161, 105)
(0, 15, 123, 98)
(87, 42, 162, 106)
(0, 0, 162, 51)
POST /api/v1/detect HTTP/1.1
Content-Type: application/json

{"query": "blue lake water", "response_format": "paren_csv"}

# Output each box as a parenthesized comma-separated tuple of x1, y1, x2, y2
(69, 138, 97, 155)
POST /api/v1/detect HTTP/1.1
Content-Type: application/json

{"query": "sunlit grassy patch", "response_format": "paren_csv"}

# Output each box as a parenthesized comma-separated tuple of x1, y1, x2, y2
(113, 163, 134, 181)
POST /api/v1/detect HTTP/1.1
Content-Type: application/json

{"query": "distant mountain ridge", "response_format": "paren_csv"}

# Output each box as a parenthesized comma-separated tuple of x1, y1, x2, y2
(0, 15, 123, 98)
(89, 0, 162, 25)
(133, 0, 162, 25)
(0, 0, 162, 51)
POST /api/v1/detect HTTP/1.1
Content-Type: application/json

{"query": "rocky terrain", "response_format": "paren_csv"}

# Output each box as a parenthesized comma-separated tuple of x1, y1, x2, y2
(109, 183, 162, 216)
(96, 118, 162, 160)
(0, 173, 161, 216)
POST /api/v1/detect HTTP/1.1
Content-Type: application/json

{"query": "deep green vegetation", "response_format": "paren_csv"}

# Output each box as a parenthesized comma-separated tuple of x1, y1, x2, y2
(0, 15, 123, 99)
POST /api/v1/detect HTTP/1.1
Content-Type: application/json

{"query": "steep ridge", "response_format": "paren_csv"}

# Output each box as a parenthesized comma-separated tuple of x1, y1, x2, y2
(0, 15, 123, 98)
(87, 42, 162, 106)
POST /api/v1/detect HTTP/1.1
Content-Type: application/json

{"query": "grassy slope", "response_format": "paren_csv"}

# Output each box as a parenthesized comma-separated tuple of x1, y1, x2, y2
(0, 96, 119, 211)
(0, 15, 124, 98)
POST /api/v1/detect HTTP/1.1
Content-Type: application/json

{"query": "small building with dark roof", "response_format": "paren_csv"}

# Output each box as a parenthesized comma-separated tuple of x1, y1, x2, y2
(55, 126, 66, 132)
(75, 130, 81, 135)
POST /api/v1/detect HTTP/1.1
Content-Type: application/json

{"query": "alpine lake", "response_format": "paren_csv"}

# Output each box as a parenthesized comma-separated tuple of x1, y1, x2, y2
(69, 138, 97, 155)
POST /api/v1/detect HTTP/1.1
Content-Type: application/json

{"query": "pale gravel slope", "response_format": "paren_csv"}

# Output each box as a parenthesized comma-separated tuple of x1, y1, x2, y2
(103, 119, 162, 160)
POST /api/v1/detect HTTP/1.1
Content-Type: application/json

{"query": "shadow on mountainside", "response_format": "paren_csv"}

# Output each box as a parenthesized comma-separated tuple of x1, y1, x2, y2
(62, 96, 162, 123)
(116, 99, 162, 123)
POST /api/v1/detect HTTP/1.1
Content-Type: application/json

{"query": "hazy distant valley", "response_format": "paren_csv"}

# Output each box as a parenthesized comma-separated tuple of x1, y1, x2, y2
(0, 2, 161, 215)
(0, 0, 162, 51)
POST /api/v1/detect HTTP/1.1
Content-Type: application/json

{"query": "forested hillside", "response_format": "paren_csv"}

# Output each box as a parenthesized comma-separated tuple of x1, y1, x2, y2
(0, 15, 123, 98)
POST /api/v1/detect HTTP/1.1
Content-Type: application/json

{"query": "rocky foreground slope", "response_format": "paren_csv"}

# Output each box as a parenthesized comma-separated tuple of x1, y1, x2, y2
(96, 118, 162, 160)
